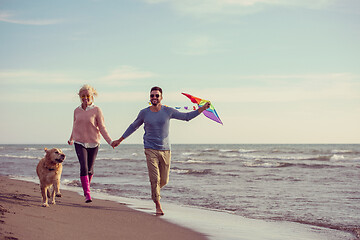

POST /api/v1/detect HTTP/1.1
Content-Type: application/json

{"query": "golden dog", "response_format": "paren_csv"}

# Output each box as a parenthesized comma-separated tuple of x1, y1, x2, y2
(36, 148, 65, 207)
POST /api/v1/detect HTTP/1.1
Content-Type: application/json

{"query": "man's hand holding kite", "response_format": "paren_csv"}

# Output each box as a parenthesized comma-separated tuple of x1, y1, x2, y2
(182, 93, 223, 125)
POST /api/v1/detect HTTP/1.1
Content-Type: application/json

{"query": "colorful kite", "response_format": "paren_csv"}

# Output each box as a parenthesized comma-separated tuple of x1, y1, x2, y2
(182, 93, 223, 125)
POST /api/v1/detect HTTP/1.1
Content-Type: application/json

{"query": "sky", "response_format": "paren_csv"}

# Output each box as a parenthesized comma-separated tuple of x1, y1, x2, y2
(0, 0, 359, 144)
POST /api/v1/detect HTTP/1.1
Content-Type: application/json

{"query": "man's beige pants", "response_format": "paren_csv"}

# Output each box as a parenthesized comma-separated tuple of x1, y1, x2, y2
(144, 148, 171, 202)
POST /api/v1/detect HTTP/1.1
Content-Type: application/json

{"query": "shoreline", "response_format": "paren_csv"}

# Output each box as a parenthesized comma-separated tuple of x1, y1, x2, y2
(0, 175, 357, 240)
(0, 176, 207, 240)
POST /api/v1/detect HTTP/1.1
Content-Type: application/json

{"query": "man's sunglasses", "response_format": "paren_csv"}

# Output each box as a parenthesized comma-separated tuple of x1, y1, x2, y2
(150, 94, 160, 98)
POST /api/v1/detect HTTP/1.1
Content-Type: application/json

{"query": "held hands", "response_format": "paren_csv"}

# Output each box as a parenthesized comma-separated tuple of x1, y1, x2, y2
(111, 137, 124, 148)
(111, 140, 120, 148)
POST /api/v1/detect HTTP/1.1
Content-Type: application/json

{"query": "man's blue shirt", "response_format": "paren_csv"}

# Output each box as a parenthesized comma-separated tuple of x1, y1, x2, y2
(122, 106, 200, 150)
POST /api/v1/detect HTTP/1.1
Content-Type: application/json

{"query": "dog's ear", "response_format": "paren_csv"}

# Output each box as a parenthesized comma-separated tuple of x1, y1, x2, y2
(44, 148, 48, 153)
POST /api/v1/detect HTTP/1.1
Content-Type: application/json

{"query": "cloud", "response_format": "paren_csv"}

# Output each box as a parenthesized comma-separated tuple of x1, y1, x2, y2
(0, 88, 148, 103)
(0, 67, 157, 103)
(0, 89, 75, 103)
(0, 66, 156, 86)
(1, 69, 358, 104)
(143, 0, 335, 16)
(101, 66, 157, 85)
(0, 11, 63, 25)
(177, 73, 360, 103)
(0, 70, 81, 85)
(173, 35, 224, 56)
(231, 73, 359, 86)
(97, 91, 149, 102)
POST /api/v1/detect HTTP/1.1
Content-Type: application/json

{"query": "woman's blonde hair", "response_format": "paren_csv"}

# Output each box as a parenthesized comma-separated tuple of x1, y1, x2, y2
(78, 84, 98, 97)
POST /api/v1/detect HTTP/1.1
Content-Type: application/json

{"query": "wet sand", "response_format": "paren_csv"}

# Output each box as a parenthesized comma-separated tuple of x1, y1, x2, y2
(0, 176, 207, 240)
(0, 175, 357, 240)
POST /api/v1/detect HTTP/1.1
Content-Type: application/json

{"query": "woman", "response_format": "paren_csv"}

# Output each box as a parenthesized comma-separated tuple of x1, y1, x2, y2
(68, 84, 113, 203)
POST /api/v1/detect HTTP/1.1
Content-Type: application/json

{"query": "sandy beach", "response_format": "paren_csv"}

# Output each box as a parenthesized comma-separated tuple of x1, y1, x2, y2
(0, 176, 207, 240)
(0, 176, 358, 240)
(1, 144, 359, 240)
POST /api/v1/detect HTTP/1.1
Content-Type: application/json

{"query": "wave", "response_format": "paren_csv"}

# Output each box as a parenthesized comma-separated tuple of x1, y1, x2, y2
(175, 159, 225, 165)
(200, 148, 218, 153)
(0, 154, 40, 160)
(236, 153, 353, 163)
(219, 153, 239, 158)
(176, 147, 360, 165)
(171, 167, 212, 175)
(242, 160, 344, 169)
(294, 163, 344, 169)
(97, 157, 130, 161)
(243, 161, 292, 168)
(238, 149, 258, 153)
(177, 159, 206, 164)
(219, 149, 239, 153)
(59, 147, 73, 151)
(305, 155, 332, 161)
(331, 149, 360, 154)
(290, 219, 359, 237)
(304, 155, 350, 161)
(306, 154, 354, 162)
(218, 149, 259, 154)
(330, 154, 345, 161)
(183, 151, 218, 157)
(62, 179, 81, 187)
(23, 147, 71, 152)
(24, 147, 40, 151)
(181, 152, 196, 156)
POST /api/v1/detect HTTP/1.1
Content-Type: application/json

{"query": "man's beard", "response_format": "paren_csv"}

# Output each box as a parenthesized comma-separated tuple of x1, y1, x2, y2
(151, 99, 159, 106)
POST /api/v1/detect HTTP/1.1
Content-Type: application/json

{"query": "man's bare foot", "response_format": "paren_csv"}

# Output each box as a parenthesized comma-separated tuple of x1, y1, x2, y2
(155, 200, 164, 215)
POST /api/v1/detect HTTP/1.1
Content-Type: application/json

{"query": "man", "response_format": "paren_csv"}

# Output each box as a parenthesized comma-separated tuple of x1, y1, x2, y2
(112, 86, 210, 215)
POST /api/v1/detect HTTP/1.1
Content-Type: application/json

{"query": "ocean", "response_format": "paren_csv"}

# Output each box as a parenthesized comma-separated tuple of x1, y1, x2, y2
(0, 144, 359, 239)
